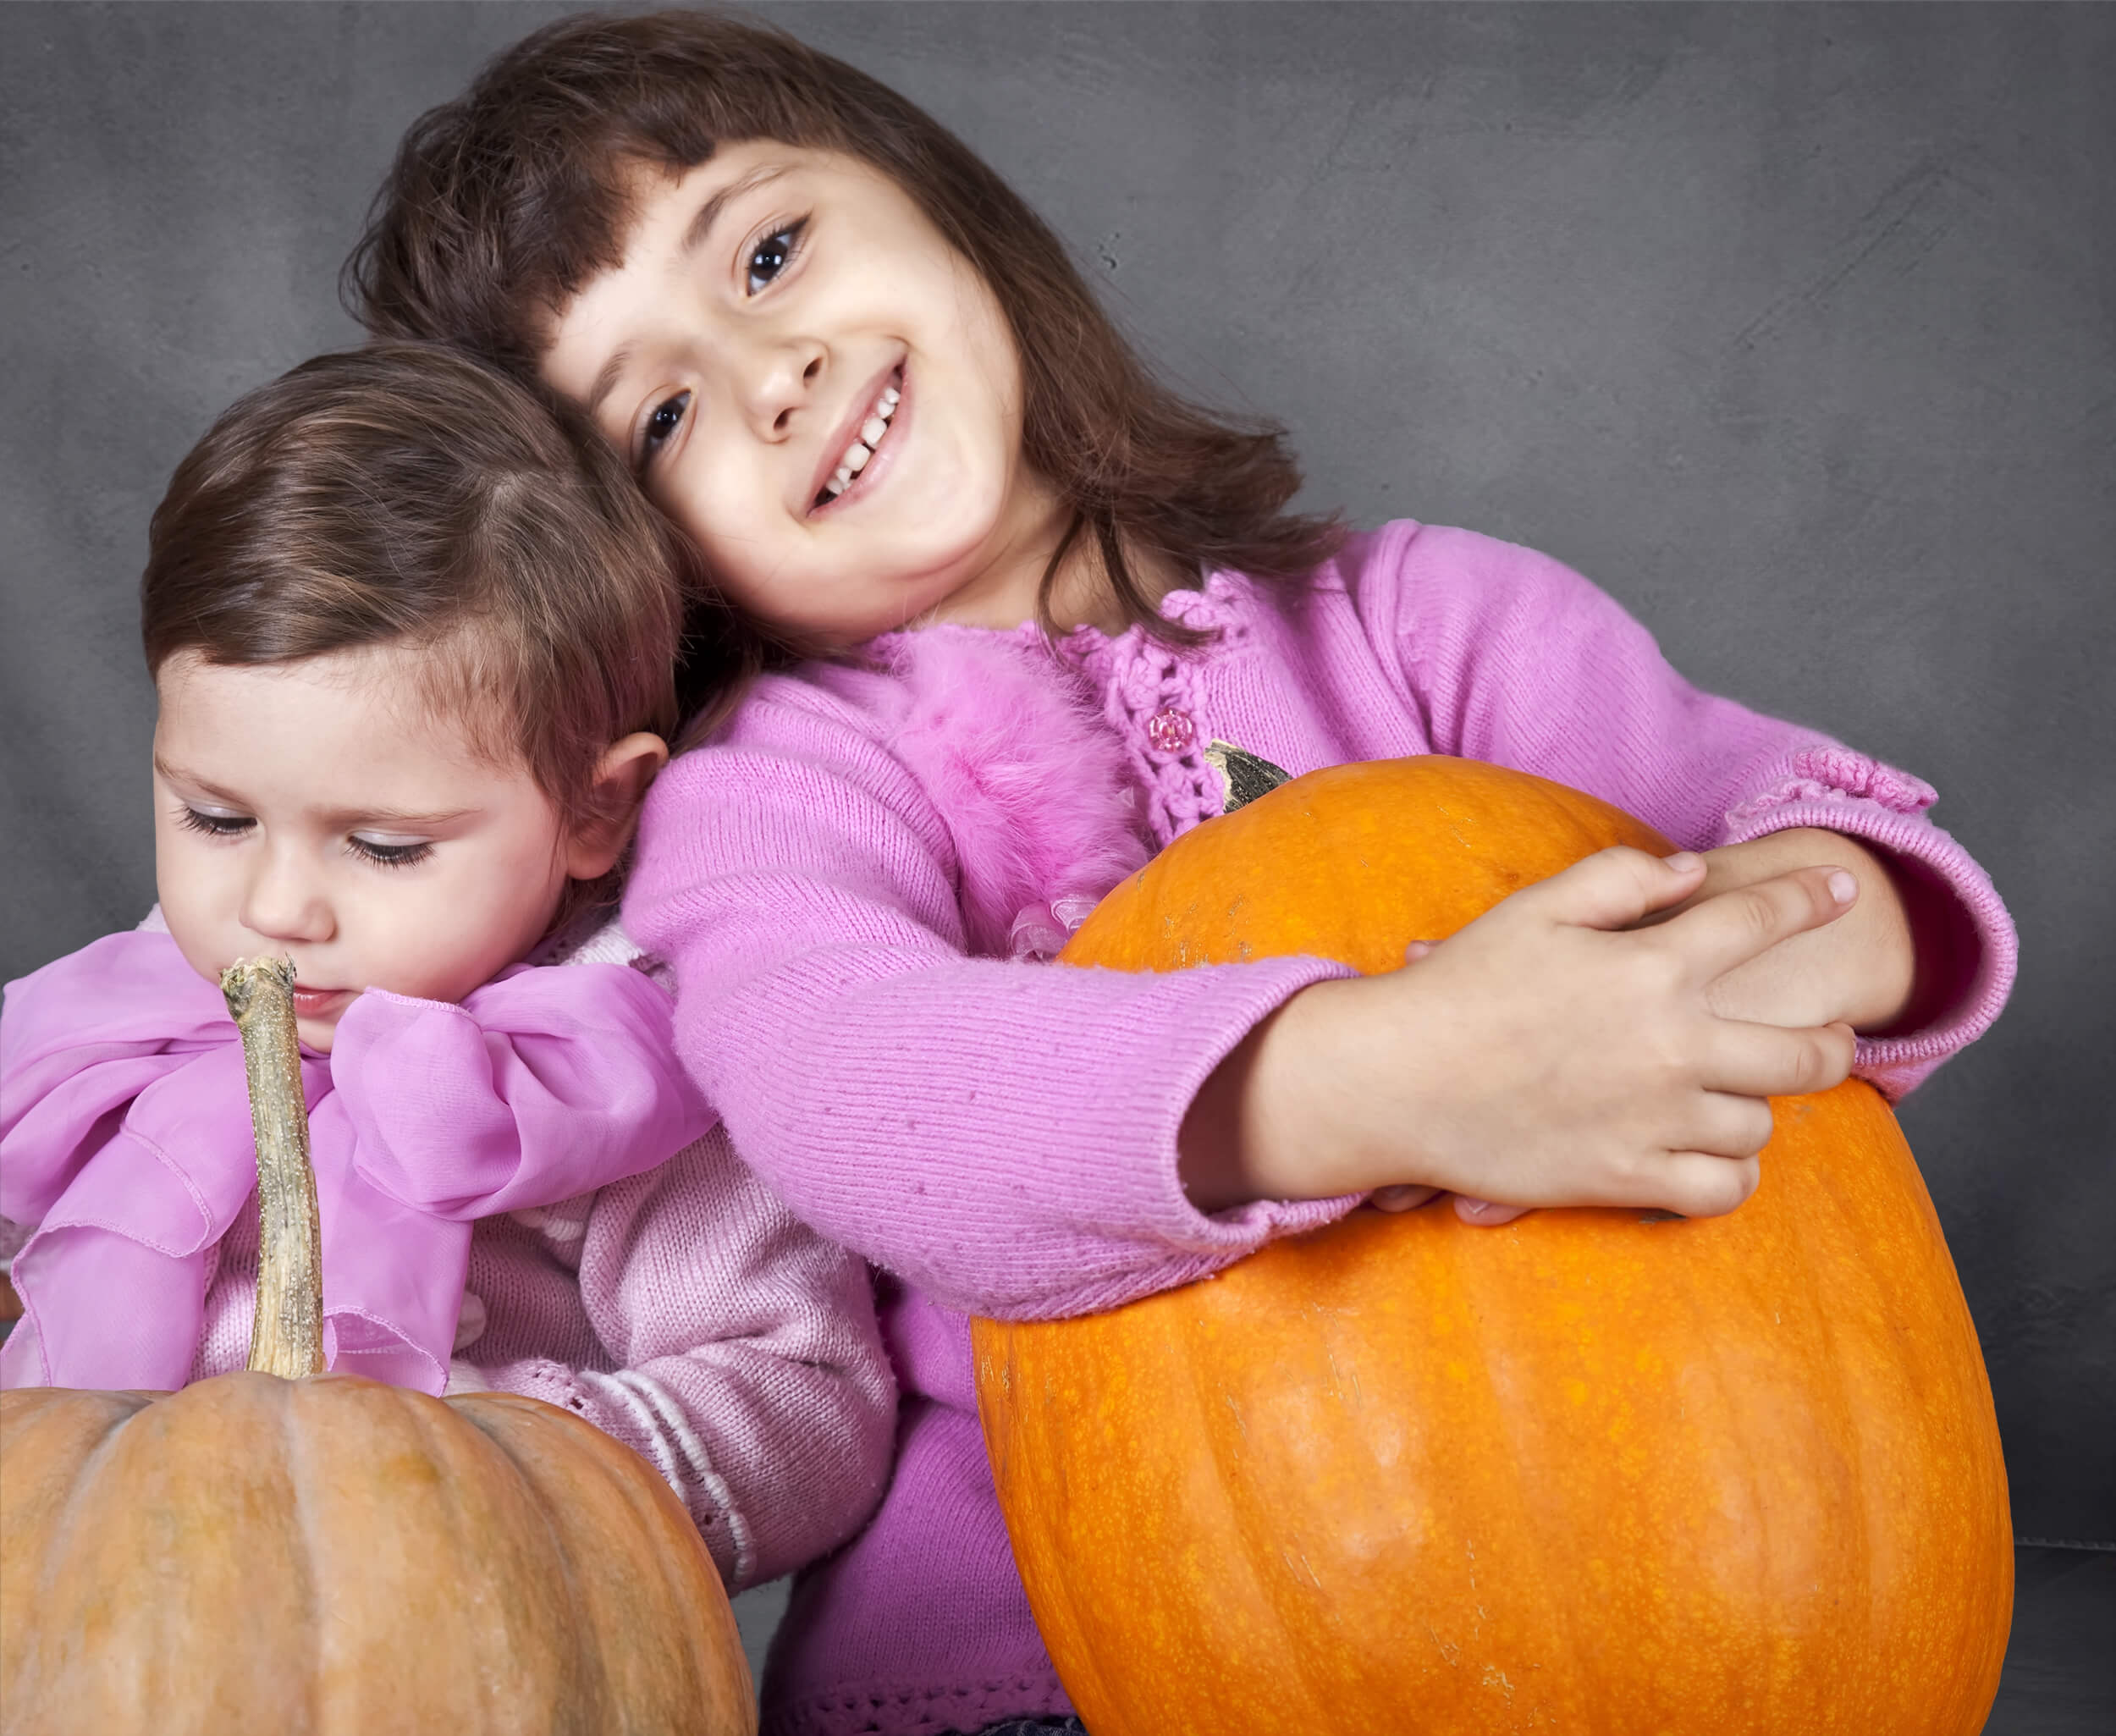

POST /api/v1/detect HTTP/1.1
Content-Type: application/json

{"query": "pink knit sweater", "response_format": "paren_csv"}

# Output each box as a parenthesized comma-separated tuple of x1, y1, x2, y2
(622, 521, 2017, 1735)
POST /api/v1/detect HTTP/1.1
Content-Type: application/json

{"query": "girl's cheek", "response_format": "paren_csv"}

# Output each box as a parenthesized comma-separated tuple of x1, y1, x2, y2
(644, 468, 708, 559)
(681, 462, 747, 554)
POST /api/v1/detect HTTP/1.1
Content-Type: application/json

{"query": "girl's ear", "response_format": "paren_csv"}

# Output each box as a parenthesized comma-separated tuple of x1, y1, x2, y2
(564, 731, 670, 880)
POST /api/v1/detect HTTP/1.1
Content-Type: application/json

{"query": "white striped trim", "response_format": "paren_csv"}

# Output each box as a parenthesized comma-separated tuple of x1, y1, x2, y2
(573, 1367, 754, 1585)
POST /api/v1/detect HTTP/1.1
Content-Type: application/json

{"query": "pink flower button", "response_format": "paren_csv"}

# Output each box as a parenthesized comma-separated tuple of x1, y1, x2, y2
(1146, 706, 1196, 756)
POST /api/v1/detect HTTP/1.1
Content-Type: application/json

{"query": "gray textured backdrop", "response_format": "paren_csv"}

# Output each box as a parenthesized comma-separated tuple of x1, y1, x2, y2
(1, 3, 2110, 1540)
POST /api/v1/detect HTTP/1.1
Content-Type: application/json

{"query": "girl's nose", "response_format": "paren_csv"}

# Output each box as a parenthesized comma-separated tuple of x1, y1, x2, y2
(739, 335, 827, 438)
(239, 843, 334, 945)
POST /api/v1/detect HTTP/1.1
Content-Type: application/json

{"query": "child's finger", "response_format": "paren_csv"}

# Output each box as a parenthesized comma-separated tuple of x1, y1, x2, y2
(1372, 1182, 1440, 1212)
(1506, 845, 1708, 934)
(1672, 1090, 1778, 1160)
(1647, 1150, 1762, 1219)
(1658, 865, 1859, 984)
(1400, 940, 1435, 965)
(1454, 1196, 1533, 1226)
(1702, 1017, 1859, 1101)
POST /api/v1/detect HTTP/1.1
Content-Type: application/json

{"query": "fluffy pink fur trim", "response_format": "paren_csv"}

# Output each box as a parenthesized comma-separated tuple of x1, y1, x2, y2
(881, 630, 1150, 958)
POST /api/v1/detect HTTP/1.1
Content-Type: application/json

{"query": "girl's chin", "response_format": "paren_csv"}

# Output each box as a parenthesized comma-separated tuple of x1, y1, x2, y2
(809, 565, 1008, 642)
(908, 563, 1046, 633)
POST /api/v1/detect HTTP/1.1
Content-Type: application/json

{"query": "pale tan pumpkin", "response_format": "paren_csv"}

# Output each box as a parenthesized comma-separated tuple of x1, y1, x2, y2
(0, 958, 754, 1736)
(974, 756, 2010, 1736)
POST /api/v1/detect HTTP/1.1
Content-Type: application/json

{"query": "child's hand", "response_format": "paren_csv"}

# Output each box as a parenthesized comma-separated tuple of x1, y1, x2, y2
(1644, 829, 1917, 1033)
(1369, 939, 1510, 1223)
(1181, 849, 1860, 1217)
(1371, 1186, 1530, 1226)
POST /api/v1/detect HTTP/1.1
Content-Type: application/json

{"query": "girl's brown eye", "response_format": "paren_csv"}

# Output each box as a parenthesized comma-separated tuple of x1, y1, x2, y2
(746, 222, 805, 296)
(642, 391, 691, 464)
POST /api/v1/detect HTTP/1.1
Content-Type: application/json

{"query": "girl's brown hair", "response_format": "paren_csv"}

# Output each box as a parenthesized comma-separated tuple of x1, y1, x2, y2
(143, 343, 738, 911)
(344, 8, 1343, 646)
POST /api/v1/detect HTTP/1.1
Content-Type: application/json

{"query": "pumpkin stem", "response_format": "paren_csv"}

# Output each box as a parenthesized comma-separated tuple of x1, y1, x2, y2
(221, 956, 325, 1378)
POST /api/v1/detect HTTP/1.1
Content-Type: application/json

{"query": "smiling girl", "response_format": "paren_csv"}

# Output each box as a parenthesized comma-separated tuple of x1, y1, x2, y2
(0, 341, 893, 1593)
(353, 14, 2017, 1734)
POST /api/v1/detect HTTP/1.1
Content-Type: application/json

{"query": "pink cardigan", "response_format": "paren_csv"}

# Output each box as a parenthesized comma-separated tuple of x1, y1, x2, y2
(0, 919, 895, 1592)
(623, 521, 2018, 1735)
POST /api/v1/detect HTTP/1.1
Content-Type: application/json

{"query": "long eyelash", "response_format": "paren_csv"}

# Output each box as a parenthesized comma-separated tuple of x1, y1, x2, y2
(350, 839, 433, 870)
(177, 807, 251, 839)
(174, 806, 430, 869)
(636, 389, 692, 474)
(745, 213, 809, 291)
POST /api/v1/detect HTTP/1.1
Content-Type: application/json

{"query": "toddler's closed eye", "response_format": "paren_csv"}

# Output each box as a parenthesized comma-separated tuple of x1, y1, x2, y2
(178, 806, 253, 840)
(349, 836, 434, 869)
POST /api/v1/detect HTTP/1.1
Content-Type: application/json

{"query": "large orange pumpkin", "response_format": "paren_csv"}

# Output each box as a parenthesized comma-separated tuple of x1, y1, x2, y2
(973, 756, 2010, 1736)
(0, 959, 755, 1736)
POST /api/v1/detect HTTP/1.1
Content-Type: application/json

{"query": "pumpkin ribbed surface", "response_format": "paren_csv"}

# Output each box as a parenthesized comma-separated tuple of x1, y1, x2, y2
(0, 1373, 755, 1736)
(972, 756, 2009, 1736)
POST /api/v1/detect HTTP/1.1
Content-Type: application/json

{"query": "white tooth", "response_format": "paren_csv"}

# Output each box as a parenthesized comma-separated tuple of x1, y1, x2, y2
(845, 443, 871, 472)
(861, 416, 888, 446)
(832, 465, 852, 487)
(881, 386, 900, 407)
(824, 475, 848, 498)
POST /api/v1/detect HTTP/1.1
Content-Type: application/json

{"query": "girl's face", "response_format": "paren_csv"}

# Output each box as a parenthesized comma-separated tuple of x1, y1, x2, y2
(543, 142, 1070, 647)
(152, 646, 584, 1051)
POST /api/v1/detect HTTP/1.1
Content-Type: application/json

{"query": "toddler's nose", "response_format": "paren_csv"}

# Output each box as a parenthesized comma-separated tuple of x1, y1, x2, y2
(240, 844, 334, 945)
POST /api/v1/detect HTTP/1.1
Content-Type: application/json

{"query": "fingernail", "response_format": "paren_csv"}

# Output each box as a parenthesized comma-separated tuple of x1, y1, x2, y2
(1664, 851, 1701, 874)
(1827, 869, 1858, 905)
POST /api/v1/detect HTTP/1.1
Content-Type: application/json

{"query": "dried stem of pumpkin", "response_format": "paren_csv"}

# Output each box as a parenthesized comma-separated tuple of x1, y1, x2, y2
(221, 956, 324, 1378)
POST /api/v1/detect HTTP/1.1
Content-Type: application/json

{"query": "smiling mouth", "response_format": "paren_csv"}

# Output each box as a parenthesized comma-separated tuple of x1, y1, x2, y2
(815, 369, 903, 509)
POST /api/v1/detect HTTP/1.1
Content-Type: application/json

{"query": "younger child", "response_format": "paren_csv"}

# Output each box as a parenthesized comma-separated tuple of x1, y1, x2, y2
(353, 15, 2019, 1734)
(0, 342, 894, 1591)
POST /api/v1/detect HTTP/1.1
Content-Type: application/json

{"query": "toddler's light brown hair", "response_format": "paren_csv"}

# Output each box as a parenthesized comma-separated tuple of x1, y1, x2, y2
(143, 342, 720, 918)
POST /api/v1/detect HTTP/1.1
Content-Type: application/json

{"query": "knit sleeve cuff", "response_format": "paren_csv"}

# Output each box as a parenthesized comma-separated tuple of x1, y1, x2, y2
(1717, 747, 2016, 1099)
(917, 951, 1370, 1321)
(1121, 952, 1374, 1259)
(459, 1353, 746, 1584)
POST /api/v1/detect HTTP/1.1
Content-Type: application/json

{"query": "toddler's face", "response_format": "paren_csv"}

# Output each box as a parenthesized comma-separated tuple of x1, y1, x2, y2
(543, 142, 1066, 646)
(152, 646, 576, 1051)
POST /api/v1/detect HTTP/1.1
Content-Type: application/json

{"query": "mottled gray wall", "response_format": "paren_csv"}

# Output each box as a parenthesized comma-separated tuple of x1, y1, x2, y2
(2, 3, 2110, 1538)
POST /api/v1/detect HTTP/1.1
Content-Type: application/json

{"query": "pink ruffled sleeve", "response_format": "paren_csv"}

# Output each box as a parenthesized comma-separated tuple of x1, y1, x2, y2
(1363, 521, 2016, 1096)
